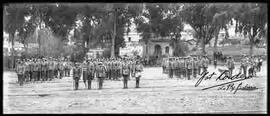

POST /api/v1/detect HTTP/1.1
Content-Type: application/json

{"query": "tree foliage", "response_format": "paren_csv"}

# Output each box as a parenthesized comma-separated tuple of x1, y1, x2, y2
(5, 3, 266, 60)
(134, 3, 184, 57)
(231, 3, 267, 55)
(181, 3, 237, 55)
(134, 3, 183, 40)
(4, 4, 30, 68)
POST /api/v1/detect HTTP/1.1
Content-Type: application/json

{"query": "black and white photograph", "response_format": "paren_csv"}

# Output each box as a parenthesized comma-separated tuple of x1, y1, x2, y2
(3, 3, 268, 114)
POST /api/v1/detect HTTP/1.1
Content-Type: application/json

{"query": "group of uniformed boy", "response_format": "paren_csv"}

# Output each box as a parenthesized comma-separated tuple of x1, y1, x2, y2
(72, 58, 144, 90)
(162, 55, 210, 80)
(15, 54, 263, 89)
(224, 54, 264, 77)
(15, 57, 72, 86)
(239, 54, 263, 77)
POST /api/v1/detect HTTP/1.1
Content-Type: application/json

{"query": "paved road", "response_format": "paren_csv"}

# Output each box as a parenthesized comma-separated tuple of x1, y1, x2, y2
(3, 64, 267, 114)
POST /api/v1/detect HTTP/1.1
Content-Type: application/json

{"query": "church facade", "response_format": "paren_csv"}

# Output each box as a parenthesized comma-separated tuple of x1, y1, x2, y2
(139, 35, 174, 61)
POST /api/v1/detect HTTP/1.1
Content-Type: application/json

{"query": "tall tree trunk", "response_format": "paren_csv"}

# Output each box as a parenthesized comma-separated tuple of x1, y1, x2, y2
(23, 43, 28, 58)
(38, 36, 41, 57)
(145, 41, 149, 63)
(146, 42, 148, 57)
(111, 10, 116, 58)
(214, 32, 219, 52)
(201, 38, 206, 55)
(10, 34, 15, 69)
(224, 26, 229, 39)
(249, 38, 254, 56)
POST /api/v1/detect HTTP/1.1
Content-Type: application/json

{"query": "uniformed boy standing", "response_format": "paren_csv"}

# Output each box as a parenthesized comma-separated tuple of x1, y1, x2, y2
(64, 59, 68, 77)
(172, 58, 177, 78)
(87, 61, 95, 89)
(16, 60, 24, 86)
(107, 60, 112, 80)
(178, 58, 184, 79)
(117, 60, 122, 80)
(82, 60, 88, 88)
(24, 60, 30, 82)
(73, 63, 81, 90)
(168, 58, 173, 78)
(240, 55, 248, 77)
(135, 61, 143, 88)
(193, 57, 199, 78)
(122, 60, 130, 89)
(131, 60, 136, 79)
(202, 56, 209, 73)
(258, 56, 263, 72)
(37, 59, 42, 81)
(41, 59, 45, 81)
(53, 59, 58, 79)
(248, 57, 256, 77)
(187, 57, 192, 80)
(97, 62, 106, 89)
(67, 60, 71, 77)
(59, 60, 64, 79)
(227, 57, 235, 77)
(162, 58, 165, 73)
(176, 58, 180, 78)
(198, 56, 202, 75)
(183, 58, 187, 78)
(33, 60, 38, 82)
(28, 60, 32, 82)
(49, 59, 54, 81)
(45, 59, 49, 81)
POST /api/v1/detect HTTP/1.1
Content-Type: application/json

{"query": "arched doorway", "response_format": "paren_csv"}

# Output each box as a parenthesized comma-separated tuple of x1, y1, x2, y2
(154, 44, 162, 58)
(165, 46, 169, 54)
(165, 46, 170, 57)
(153, 44, 162, 65)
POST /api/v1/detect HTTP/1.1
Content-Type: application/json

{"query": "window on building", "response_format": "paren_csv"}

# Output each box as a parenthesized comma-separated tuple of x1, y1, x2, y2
(165, 46, 169, 53)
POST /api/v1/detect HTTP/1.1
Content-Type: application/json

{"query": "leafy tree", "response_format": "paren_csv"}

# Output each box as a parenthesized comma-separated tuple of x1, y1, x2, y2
(43, 4, 78, 40)
(17, 15, 37, 54)
(134, 3, 184, 57)
(4, 4, 28, 68)
(211, 4, 233, 51)
(181, 3, 226, 55)
(173, 40, 189, 56)
(231, 3, 267, 55)
(76, 3, 143, 57)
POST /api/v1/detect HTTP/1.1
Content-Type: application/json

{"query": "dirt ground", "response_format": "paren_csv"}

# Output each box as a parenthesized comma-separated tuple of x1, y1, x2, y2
(3, 63, 267, 114)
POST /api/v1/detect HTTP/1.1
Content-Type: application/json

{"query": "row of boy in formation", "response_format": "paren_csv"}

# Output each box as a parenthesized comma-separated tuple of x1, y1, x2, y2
(15, 58, 73, 86)
(216, 55, 263, 77)
(239, 55, 263, 77)
(161, 54, 264, 80)
(162, 55, 210, 80)
(72, 58, 144, 90)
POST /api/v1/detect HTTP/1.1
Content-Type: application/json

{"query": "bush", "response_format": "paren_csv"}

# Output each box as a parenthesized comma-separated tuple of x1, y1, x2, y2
(173, 41, 189, 57)
(70, 46, 87, 62)
(102, 48, 111, 58)
(191, 47, 197, 51)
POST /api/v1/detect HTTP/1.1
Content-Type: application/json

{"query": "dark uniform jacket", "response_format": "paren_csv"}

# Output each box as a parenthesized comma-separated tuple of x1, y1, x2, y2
(97, 65, 106, 78)
(73, 67, 81, 79)
(122, 64, 130, 76)
(16, 64, 24, 74)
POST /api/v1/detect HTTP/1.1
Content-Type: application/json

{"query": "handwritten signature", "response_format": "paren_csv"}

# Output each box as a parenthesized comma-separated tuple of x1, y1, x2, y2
(217, 82, 258, 94)
(195, 70, 257, 94)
